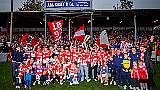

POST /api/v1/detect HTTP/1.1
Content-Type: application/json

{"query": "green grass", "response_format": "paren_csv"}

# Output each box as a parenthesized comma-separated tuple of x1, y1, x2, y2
(0, 62, 160, 90)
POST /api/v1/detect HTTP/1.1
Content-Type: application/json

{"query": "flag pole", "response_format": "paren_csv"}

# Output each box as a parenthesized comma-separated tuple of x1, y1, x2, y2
(90, 12, 93, 41)
(45, 14, 47, 41)
(10, 0, 13, 42)
(134, 15, 137, 45)
(69, 19, 71, 41)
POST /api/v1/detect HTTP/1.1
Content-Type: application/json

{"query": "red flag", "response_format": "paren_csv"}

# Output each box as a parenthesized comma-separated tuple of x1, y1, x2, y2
(48, 20, 63, 41)
(73, 25, 85, 42)
(31, 38, 38, 47)
(22, 33, 29, 46)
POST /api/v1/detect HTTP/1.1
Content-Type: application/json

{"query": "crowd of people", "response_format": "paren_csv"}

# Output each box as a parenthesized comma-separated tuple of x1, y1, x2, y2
(7, 29, 157, 90)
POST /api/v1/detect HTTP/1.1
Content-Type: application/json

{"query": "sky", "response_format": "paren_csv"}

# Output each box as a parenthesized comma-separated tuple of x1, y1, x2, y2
(0, 0, 160, 12)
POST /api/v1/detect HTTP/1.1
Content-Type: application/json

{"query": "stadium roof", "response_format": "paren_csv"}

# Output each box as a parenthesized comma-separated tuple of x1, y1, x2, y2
(0, 9, 160, 28)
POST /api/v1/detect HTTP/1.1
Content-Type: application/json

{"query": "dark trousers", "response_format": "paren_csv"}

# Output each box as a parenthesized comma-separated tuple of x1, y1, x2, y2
(88, 64, 92, 79)
(12, 62, 17, 82)
(115, 67, 123, 85)
(109, 69, 116, 82)
(94, 65, 98, 79)
(25, 80, 31, 87)
(12, 62, 20, 82)
(51, 74, 60, 84)
(122, 71, 131, 86)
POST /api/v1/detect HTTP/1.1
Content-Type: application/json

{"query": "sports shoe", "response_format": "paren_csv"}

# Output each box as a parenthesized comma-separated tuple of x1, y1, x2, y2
(73, 81, 79, 84)
(123, 85, 127, 90)
(94, 79, 97, 81)
(101, 80, 103, 83)
(129, 85, 133, 89)
(43, 82, 46, 86)
(87, 79, 91, 82)
(60, 82, 63, 85)
(38, 81, 40, 85)
(24, 85, 27, 88)
(104, 83, 108, 86)
(16, 86, 20, 89)
(110, 81, 113, 85)
(113, 81, 116, 85)
(136, 87, 140, 90)
(81, 79, 84, 82)
(33, 81, 36, 86)
(70, 82, 73, 85)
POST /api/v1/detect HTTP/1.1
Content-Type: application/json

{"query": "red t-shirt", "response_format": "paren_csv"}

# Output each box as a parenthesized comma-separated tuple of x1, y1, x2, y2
(81, 52, 88, 65)
(138, 65, 148, 79)
(131, 67, 139, 79)
(35, 51, 43, 61)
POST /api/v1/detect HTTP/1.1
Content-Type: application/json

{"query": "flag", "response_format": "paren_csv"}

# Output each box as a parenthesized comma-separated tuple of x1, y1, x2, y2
(48, 20, 63, 41)
(73, 25, 85, 42)
(100, 30, 109, 45)
(31, 38, 38, 47)
(97, 30, 109, 48)
(22, 33, 29, 46)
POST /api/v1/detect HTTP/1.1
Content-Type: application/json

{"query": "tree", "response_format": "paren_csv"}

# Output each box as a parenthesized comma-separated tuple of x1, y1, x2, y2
(113, 0, 133, 10)
(18, 0, 44, 11)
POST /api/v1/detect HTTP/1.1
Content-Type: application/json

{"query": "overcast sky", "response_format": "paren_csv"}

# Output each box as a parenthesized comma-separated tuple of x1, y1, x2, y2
(0, 0, 160, 12)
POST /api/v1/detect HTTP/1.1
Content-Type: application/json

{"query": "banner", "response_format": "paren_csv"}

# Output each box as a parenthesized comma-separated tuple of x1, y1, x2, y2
(48, 20, 64, 41)
(45, 0, 91, 10)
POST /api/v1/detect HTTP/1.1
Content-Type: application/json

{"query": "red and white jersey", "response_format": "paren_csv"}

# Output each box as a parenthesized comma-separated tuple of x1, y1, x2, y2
(91, 54, 101, 65)
(49, 50, 53, 57)
(36, 65, 43, 75)
(80, 52, 88, 65)
(35, 51, 43, 62)
(61, 50, 70, 62)
(55, 65, 63, 74)
(27, 63, 32, 70)
(42, 50, 50, 63)
(69, 67, 78, 75)
(140, 52, 145, 61)
(93, 44, 99, 52)
(19, 64, 27, 75)
(121, 41, 127, 49)
(100, 51, 106, 62)
(44, 66, 51, 74)
(70, 51, 77, 63)
(68, 64, 78, 75)
(138, 65, 148, 79)
(131, 67, 139, 79)
(107, 52, 114, 60)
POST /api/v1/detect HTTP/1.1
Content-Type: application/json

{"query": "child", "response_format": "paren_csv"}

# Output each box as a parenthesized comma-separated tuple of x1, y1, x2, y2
(33, 63, 43, 85)
(55, 63, 64, 85)
(138, 60, 148, 90)
(100, 62, 109, 85)
(24, 68, 32, 89)
(69, 62, 79, 85)
(131, 61, 140, 90)
(42, 63, 51, 86)
(15, 68, 21, 88)
(122, 53, 132, 89)
(108, 56, 116, 85)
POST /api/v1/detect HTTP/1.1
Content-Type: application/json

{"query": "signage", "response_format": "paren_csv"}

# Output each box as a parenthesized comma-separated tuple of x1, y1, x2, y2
(45, 0, 91, 10)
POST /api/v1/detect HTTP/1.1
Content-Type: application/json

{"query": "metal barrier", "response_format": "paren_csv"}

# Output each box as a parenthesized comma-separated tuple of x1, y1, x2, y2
(0, 53, 8, 62)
